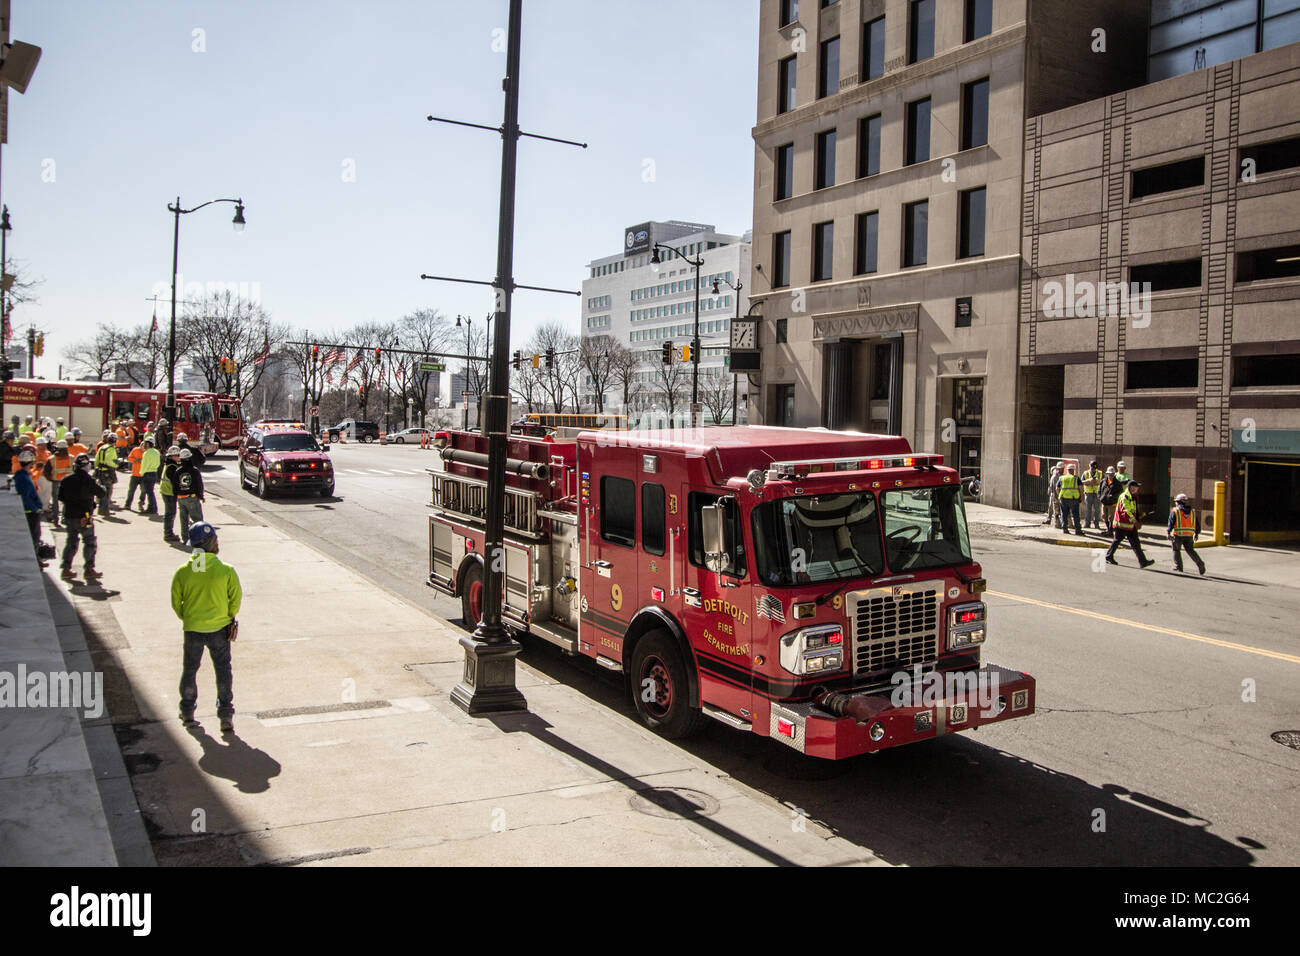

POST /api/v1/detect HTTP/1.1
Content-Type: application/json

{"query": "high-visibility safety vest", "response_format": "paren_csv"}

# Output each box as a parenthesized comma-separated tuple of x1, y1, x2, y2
(1114, 492, 1139, 530)
(1171, 507, 1196, 536)
(51, 453, 74, 481)
(1081, 469, 1103, 494)
(95, 443, 118, 470)
(128, 447, 144, 477)
(115, 428, 129, 449)
(1058, 473, 1081, 499)
(67, 442, 88, 458)
(55, 425, 68, 441)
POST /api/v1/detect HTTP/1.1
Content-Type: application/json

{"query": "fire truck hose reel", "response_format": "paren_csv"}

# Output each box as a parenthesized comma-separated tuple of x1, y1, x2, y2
(439, 446, 550, 480)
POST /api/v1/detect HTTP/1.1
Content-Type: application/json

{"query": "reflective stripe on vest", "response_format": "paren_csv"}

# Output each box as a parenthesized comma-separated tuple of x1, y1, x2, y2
(52, 455, 73, 481)
(1081, 469, 1102, 493)
(1172, 507, 1196, 536)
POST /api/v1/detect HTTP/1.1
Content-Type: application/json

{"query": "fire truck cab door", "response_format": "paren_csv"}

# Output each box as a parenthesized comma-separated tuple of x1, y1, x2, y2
(580, 449, 639, 660)
(680, 489, 754, 722)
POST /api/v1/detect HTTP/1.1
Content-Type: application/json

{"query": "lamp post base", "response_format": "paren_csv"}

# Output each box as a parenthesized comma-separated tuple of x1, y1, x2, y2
(451, 632, 528, 715)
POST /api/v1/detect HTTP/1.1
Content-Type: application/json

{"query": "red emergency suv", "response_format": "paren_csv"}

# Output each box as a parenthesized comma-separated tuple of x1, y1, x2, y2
(239, 425, 334, 498)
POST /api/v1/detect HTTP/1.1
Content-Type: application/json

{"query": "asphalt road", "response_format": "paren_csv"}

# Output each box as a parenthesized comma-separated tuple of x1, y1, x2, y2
(199, 442, 1300, 866)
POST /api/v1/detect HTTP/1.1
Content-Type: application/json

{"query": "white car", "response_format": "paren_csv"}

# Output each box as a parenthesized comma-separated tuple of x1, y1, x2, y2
(388, 427, 431, 444)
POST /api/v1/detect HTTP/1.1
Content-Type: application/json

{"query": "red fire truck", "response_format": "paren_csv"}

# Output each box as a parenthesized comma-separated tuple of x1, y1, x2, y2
(427, 426, 1036, 760)
(3, 379, 244, 454)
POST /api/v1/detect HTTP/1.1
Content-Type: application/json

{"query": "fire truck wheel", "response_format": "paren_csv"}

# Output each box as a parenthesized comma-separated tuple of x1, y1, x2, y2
(461, 563, 484, 627)
(630, 630, 707, 739)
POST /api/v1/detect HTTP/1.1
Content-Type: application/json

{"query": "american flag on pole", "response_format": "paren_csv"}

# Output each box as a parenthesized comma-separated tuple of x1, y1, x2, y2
(325, 368, 334, 385)
(344, 349, 364, 375)
(322, 347, 343, 366)
(253, 331, 271, 365)
(395, 363, 404, 382)
(147, 311, 159, 346)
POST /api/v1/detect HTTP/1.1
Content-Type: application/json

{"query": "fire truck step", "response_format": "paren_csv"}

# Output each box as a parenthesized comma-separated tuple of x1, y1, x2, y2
(702, 704, 752, 732)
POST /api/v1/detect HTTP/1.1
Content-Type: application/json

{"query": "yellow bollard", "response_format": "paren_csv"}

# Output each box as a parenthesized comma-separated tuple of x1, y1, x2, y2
(1213, 480, 1226, 546)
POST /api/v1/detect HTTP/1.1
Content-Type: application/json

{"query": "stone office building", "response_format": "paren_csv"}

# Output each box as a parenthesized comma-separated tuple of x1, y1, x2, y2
(1020, 30, 1300, 542)
(748, 0, 1145, 507)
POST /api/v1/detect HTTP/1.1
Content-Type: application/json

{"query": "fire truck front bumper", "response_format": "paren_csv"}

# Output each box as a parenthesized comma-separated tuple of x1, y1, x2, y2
(769, 664, 1036, 760)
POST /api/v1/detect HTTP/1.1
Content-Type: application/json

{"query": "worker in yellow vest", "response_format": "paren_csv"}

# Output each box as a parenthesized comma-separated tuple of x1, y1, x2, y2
(1166, 493, 1206, 575)
(1057, 462, 1083, 535)
(1080, 459, 1104, 531)
(46, 439, 76, 527)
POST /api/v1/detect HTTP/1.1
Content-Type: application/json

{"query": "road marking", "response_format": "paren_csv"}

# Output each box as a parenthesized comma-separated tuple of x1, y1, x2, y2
(989, 589, 1300, 664)
(367, 469, 393, 476)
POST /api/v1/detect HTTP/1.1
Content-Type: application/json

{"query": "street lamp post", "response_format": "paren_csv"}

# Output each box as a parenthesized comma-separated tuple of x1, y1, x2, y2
(651, 242, 704, 428)
(165, 196, 245, 424)
(712, 274, 744, 425)
(1, 206, 11, 431)
(456, 314, 472, 429)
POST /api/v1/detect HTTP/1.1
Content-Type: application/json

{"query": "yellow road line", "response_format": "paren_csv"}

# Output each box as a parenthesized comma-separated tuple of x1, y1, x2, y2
(988, 590, 1300, 664)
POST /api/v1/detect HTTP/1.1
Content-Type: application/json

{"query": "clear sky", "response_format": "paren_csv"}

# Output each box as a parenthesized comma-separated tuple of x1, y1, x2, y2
(3, 0, 759, 377)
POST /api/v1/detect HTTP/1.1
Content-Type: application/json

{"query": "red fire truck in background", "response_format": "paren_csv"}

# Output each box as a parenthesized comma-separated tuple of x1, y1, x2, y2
(426, 425, 1036, 760)
(2, 379, 244, 454)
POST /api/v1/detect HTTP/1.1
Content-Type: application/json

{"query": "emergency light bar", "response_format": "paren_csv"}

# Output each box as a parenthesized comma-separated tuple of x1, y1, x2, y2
(767, 453, 943, 480)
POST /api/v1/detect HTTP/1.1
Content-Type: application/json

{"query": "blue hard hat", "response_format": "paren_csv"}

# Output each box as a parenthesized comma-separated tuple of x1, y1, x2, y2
(187, 522, 217, 548)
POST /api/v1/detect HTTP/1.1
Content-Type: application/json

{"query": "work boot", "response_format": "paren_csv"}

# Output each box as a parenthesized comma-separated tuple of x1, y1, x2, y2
(84, 568, 102, 580)
(179, 710, 198, 728)
(220, 717, 234, 734)
(1198, 565, 1206, 576)
(1140, 559, 1156, 569)
(1105, 557, 1119, 565)
(60, 568, 76, 581)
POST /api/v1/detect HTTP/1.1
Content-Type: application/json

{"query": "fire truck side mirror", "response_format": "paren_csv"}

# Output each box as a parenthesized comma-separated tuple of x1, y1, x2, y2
(701, 503, 733, 574)
(962, 475, 982, 499)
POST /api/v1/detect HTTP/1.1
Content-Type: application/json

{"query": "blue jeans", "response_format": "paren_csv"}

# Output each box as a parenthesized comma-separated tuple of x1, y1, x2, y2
(1060, 497, 1081, 533)
(178, 497, 203, 538)
(1084, 493, 1101, 528)
(180, 625, 234, 718)
(163, 494, 177, 538)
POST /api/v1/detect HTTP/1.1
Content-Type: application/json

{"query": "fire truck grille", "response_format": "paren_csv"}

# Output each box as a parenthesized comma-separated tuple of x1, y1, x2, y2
(852, 588, 940, 677)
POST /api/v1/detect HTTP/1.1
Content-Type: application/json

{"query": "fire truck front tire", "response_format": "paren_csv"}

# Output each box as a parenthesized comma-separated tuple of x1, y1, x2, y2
(630, 630, 707, 739)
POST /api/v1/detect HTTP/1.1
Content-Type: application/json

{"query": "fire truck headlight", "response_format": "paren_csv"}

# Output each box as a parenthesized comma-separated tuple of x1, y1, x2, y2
(779, 625, 844, 675)
(273, 462, 283, 472)
(947, 602, 986, 651)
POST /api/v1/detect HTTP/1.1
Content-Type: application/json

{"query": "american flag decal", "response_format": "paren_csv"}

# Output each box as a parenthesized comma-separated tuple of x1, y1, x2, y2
(757, 594, 785, 623)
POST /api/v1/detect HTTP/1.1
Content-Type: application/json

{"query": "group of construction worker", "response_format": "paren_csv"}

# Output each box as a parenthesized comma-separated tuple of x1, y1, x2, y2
(1043, 457, 1207, 574)
(4, 413, 208, 578)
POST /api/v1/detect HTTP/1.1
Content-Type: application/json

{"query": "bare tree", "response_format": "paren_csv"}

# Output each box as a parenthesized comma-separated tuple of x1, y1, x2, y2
(63, 323, 127, 381)
(509, 360, 545, 415)
(580, 334, 621, 413)
(179, 290, 282, 398)
(698, 369, 735, 425)
(651, 352, 691, 422)
(400, 308, 457, 427)
(609, 343, 644, 419)
(528, 320, 580, 414)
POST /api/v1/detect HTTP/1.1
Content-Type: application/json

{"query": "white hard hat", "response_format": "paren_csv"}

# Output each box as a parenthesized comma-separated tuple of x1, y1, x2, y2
(179, 448, 193, 460)
(1175, 493, 1189, 503)
(18, 448, 35, 463)
(166, 445, 181, 456)
(56, 439, 68, 450)
(1117, 460, 1126, 468)
(35, 435, 48, 445)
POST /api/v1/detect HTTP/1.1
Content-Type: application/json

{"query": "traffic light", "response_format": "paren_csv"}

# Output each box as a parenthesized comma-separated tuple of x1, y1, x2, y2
(312, 344, 319, 362)
(681, 344, 691, 363)
(374, 346, 382, 363)
(662, 341, 673, 365)
(512, 350, 521, 370)
(531, 353, 540, 369)
(545, 348, 555, 369)
(691, 338, 700, 364)
(33, 333, 44, 357)
(358, 385, 366, 401)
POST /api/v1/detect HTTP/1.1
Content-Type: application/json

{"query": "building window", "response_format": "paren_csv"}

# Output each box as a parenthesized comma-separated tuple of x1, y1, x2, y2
(1130, 259, 1202, 292)
(959, 187, 986, 258)
(773, 231, 792, 288)
(819, 35, 840, 98)
(955, 296, 973, 328)
(775, 142, 794, 200)
(600, 476, 636, 547)
(857, 114, 881, 177)
(1126, 359, 1198, 390)
(772, 384, 796, 426)
(812, 221, 834, 281)
(855, 211, 879, 275)
(815, 128, 836, 189)
(1240, 135, 1300, 179)
(778, 55, 797, 114)
(904, 200, 928, 268)
(1233, 353, 1300, 387)
(961, 78, 989, 150)
(776, 318, 788, 343)
(906, 98, 931, 165)
(965, 0, 992, 42)
(1236, 245, 1300, 282)
(780, 0, 799, 27)
(909, 0, 935, 64)
(863, 17, 886, 80)
(1132, 157, 1204, 199)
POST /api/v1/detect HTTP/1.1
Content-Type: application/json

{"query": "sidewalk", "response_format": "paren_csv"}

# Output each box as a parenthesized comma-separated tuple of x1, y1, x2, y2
(967, 500, 1210, 550)
(30, 488, 888, 867)
(0, 492, 154, 866)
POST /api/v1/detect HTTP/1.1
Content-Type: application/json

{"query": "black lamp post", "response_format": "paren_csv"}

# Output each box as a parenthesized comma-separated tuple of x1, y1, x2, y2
(651, 242, 704, 428)
(455, 314, 472, 429)
(165, 196, 245, 424)
(711, 273, 745, 425)
(1, 206, 11, 431)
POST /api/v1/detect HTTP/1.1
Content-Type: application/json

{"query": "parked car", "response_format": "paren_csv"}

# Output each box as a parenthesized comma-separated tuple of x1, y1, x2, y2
(326, 419, 380, 443)
(388, 427, 431, 444)
(239, 426, 334, 498)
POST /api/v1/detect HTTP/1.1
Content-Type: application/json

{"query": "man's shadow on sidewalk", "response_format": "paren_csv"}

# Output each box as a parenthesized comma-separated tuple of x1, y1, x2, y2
(185, 724, 281, 794)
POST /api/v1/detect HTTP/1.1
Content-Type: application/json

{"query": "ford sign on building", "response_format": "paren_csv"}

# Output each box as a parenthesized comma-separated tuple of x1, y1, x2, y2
(624, 222, 651, 257)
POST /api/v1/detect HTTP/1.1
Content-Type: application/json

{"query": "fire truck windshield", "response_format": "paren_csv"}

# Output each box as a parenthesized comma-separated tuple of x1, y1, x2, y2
(751, 492, 884, 585)
(881, 485, 972, 571)
(187, 402, 215, 423)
